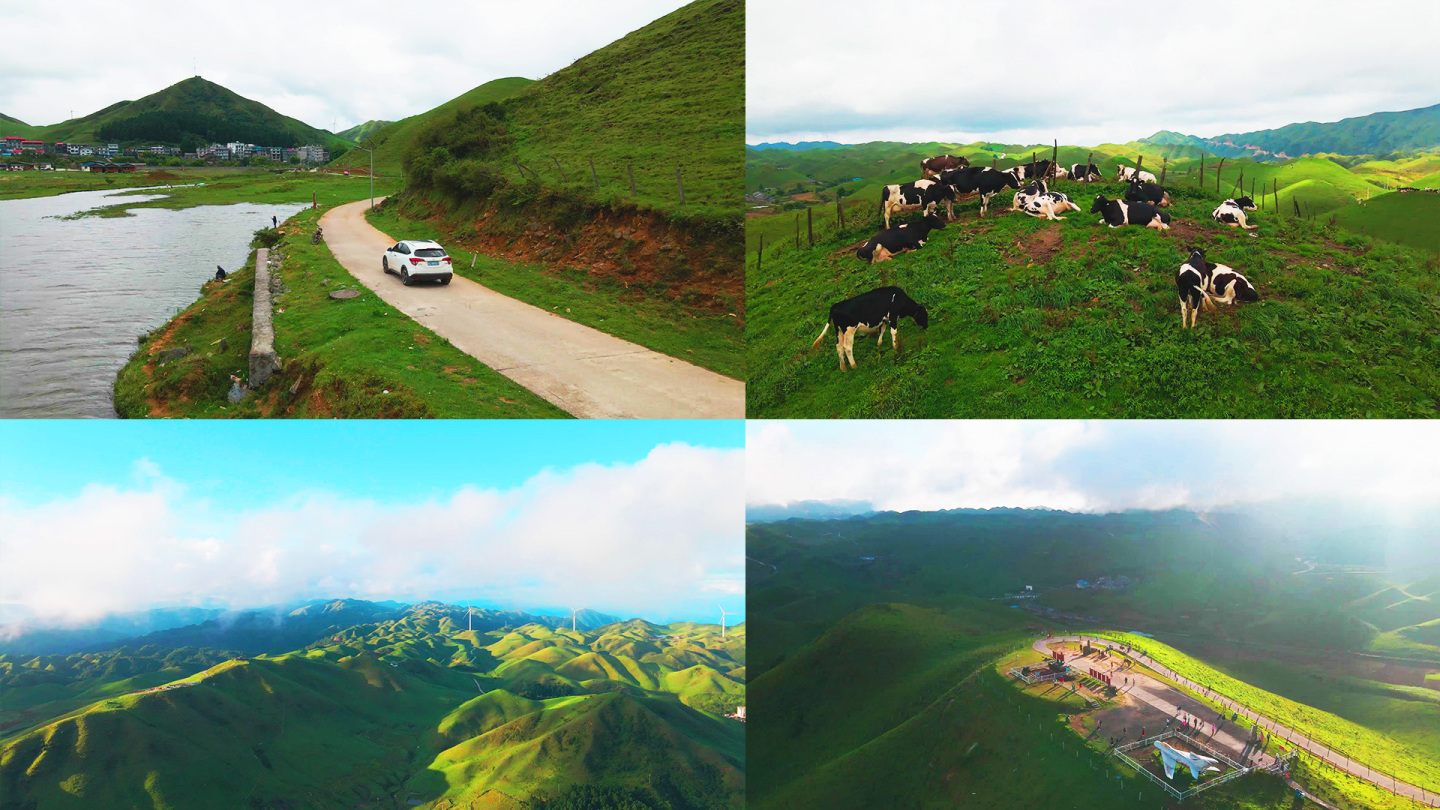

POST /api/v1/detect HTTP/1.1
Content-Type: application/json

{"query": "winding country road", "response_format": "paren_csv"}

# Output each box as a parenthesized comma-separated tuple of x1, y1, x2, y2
(1033, 635, 1438, 807)
(319, 199, 744, 418)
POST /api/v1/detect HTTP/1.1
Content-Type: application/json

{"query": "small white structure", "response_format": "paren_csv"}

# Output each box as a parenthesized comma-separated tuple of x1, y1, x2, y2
(1025, 585, 1034, 591)
(1156, 741, 1221, 780)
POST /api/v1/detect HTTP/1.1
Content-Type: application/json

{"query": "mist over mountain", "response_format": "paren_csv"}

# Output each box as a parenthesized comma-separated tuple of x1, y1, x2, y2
(747, 499, 876, 522)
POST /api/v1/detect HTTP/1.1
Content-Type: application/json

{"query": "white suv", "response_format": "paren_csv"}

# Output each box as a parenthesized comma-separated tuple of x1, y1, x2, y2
(382, 240, 453, 286)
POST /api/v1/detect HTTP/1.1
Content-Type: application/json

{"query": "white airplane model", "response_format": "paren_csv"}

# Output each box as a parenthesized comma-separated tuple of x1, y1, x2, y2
(1155, 741, 1222, 780)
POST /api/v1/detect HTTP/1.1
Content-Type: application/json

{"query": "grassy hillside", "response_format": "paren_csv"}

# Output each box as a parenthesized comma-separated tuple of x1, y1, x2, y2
(1332, 191, 1440, 254)
(0, 112, 44, 140)
(1144, 104, 1440, 160)
(37, 77, 350, 150)
(328, 76, 534, 177)
(746, 172, 1440, 418)
(2, 605, 745, 809)
(336, 119, 392, 142)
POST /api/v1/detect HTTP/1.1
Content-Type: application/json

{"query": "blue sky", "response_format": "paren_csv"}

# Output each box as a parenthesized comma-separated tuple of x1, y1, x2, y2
(1, 421, 744, 630)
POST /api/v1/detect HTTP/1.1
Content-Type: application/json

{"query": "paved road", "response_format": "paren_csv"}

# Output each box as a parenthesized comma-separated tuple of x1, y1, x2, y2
(319, 199, 744, 418)
(1034, 636, 1438, 807)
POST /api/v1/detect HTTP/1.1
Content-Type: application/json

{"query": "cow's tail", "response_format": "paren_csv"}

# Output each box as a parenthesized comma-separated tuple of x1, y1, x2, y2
(810, 320, 832, 351)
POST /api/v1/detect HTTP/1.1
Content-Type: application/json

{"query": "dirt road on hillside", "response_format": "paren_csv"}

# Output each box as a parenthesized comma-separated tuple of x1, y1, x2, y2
(319, 199, 744, 418)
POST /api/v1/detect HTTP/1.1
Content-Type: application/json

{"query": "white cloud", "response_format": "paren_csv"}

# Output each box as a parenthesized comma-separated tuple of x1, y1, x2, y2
(2, 1, 691, 132)
(747, 0, 1440, 145)
(747, 421, 1440, 514)
(0, 443, 743, 628)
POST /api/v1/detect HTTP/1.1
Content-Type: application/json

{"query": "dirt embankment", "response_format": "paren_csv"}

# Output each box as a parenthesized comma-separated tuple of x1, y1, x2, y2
(396, 194, 743, 312)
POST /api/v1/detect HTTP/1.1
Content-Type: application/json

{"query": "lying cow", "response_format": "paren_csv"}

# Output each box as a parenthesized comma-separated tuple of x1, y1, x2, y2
(938, 166, 1022, 218)
(1116, 166, 1158, 184)
(1012, 180, 1081, 220)
(811, 286, 930, 370)
(1212, 197, 1258, 230)
(1068, 163, 1103, 182)
(921, 154, 969, 177)
(1207, 262, 1260, 306)
(1090, 194, 1171, 229)
(880, 178, 955, 228)
(856, 213, 947, 263)
(1125, 180, 1172, 207)
(1011, 160, 1059, 183)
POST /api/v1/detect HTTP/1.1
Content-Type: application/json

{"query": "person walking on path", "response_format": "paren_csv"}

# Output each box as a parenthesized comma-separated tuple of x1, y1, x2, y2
(272, 214, 277, 228)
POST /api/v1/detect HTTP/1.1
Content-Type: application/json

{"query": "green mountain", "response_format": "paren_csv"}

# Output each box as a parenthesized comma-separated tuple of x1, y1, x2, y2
(1141, 103, 1440, 159)
(748, 508, 1440, 809)
(34, 77, 351, 150)
(1, 602, 744, 810)
(336, 119, 392, 142)
(0, 113, 43, 140)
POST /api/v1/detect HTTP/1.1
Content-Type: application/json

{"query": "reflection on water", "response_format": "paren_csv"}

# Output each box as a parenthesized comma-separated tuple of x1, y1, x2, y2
(0, 189, 306, 417)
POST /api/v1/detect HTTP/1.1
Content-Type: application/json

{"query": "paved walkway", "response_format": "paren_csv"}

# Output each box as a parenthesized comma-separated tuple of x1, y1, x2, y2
(319, 199, 744, 418)
(1034, 635, 1438, 807)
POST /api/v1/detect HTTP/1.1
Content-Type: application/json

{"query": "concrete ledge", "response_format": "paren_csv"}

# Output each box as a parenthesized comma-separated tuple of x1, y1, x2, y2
(248, 247, 279, 387)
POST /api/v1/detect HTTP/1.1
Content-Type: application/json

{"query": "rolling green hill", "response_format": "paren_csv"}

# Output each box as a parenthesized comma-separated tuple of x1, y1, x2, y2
(336, 119, 392, 142)
(0, 113, 43, 140)
(1141, 103, 1440, 159)
(1331, 191, 1440, 254)
(746, 155, 1440, 418)
(33, 77, 351, 150)
(1, 603, 745, 809)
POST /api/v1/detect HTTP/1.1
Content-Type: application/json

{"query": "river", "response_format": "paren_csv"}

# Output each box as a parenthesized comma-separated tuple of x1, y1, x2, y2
(0, 188, 306, 417)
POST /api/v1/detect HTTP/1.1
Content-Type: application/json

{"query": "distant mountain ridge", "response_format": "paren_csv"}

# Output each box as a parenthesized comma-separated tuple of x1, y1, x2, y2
(1142, 103, 1440, 159)
(747, 499, 876, 522)
(749, 141, 848, 151)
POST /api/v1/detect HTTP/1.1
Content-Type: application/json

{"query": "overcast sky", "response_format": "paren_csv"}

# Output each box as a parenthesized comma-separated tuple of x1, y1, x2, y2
(747, 0, 1440, 146)
(0, 423, 743, 631)
(2, 0, 688, 132)
(747, 421, 1440, 517)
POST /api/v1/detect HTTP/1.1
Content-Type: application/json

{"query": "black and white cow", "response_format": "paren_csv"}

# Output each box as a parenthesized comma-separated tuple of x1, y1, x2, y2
(938, 166, 1022, 218)
(1176, 247, 1214, 329)
(811, 286, 930, 370)
(1090, 194, 1171, 229)
(1116, 166, 1158, 184)
(921, 154, 969, 177)
(1012, 180, 1081, 220)
(1011, 160, 1059, 183)
(1211, 197, 1258, 230)
(1124, 180, 1172, 207)
(880, 178, 955, 228)
(856, 213, 947, 263)
(1067, 163, 1103, 182)
(1207, 263, 1260, 306)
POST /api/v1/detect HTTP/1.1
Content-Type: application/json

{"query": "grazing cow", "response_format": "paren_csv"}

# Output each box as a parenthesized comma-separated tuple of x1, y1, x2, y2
(811, 286, 930, 370)
(1212, 197, 1258, 230)
(938, 166, 1022, 218)
(1090, 194, 1171, 229)
(1012, 180, 1081, 220)
(921, 154, 970, 177)
(856, 213, 947, 263)
(1176, 248, 1214, 328)
(1116, 166, 1158, 184)
(1068, 163, 1103, 182)
(1124, 180, 1172, 207)
(880, 178, 955, 228)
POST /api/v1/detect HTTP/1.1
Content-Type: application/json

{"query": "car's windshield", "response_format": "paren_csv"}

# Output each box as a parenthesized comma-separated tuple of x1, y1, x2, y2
(415, 248, 446, 258)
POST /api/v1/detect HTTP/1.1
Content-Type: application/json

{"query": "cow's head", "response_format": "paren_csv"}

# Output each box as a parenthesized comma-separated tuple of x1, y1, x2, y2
(1001, 169, 1023, 189)
(1052, 166, 1069, 180)
(922, 213, 947, 230)
(909, 302, 930, 329)
(1234, 196, 1257, 211)
(1186, 246, 1207, 267)
(1089, 195, 1109, 214)
(1234, 275, 1260, 302)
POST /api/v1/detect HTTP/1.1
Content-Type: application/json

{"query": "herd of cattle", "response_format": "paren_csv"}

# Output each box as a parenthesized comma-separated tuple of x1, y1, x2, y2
(816, 154, 1268, 369)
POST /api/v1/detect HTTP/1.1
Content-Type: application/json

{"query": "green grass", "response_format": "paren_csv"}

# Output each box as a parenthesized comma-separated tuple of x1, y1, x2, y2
(112, 205, 568, 418)
(1095, 631, 1440, 793)
(1332, 191, 1440, 254)
(364, 202, 744, 379)
(746, 177, 1440, 418)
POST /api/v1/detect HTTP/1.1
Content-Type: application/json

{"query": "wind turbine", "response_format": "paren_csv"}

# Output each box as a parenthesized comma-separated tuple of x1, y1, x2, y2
(568, 607, 579, 633)
(718, 605, 735, 639)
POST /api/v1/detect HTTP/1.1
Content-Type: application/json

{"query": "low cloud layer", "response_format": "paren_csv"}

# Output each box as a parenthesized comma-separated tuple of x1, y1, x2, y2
(1, 443, 743, 629)
(747, 421, 1440, 514)
(748, 0, 1440, 145)
(2, 1, 688, 132)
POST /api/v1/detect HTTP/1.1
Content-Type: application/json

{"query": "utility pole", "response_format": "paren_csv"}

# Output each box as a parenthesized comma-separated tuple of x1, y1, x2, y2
(354, 144, 375, 209)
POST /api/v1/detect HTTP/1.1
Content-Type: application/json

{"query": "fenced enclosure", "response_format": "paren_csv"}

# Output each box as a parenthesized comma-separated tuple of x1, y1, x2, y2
(1112, 730, 1253, 801)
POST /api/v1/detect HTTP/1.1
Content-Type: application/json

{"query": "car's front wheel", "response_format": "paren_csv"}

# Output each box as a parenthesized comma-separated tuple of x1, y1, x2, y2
(382, 257, 390, 274)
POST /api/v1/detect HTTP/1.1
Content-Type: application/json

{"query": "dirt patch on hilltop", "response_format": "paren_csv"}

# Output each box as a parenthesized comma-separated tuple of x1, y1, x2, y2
(1010, 223, 1064, 265)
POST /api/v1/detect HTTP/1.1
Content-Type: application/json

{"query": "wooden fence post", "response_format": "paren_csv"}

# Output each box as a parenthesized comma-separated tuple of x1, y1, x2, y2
(992, 156, 998, 170)
(1250, 177, 1256, 205)
(514, 157, 526, 181)
(549, 156, 567, 181)
(1198, 154, 1205, 187)
(807, 207, 814, 247)
(1216, 158, 1226, 192)
(1086, 151, 1093, 185)
(837, 194, 845, 229)
(676, 168, 685, 204)
(795, 214, 800, 249)
(1234, 171, 1243, 198)
(589, 158, 599, 193)
(1051, 139, 1058, 180)
(1160, 157, 1168, 186)
(1030, 151, 1037, 180)
(627, 162, 636, 195)
(757, 233, 763, 273)
(1294, 197, 1301, 217)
